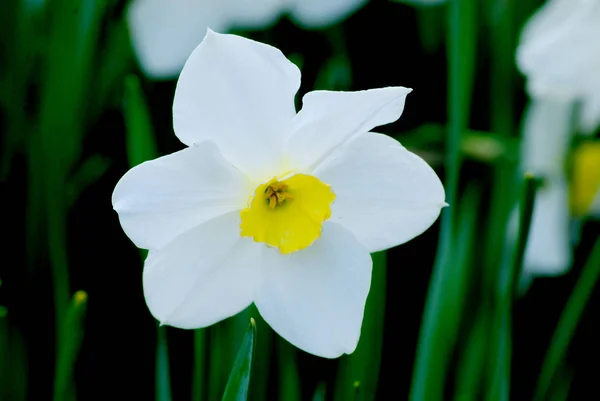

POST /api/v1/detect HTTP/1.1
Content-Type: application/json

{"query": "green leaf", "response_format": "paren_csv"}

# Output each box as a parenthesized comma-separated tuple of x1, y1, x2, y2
(312, 383, 327, 401)
(334, 251, 386, 401)
(454, 312, 490, 401)
(155, 326, 172, 401)
(248, 307, 271, 401)
(277, 339, 301, 401)
(415, 4, 447, 53)
(488, 174, 539, 401)
(192, 329, 207, 401)
(222, 318, 257, 401)
(533, 237, 600, 401)
(53, 291, 88, 401)
(0, 309, 27, 401)
(123, 74, 158, 166)
(66, 155, 111, 207)
(410, 0, 477, 396)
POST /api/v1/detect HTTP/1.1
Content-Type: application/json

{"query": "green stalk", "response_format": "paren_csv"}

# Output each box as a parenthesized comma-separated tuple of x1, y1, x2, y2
(334, 251, 387, 401)
(533, 238, 600, 401)
(488, 174, 539, 401)
(278, 339, 302, 401)
(192, 329, 206, 401)
(156, 326, 172, 401)
(53, 291, 88, 401)
(409, 0, 476, 399)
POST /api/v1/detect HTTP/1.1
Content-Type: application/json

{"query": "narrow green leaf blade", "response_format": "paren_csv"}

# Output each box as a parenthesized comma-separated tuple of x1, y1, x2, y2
(156, 326, 172, 401)
(53, 291, 88, 401)
(488, 174, 539, 401)
(534, 237, 600, 401)
(222, 318, 257, 401)
(278, 339, 301, 401)
(0, 309, 27, 401)
(334, 251, 386, 401)
(123, 74, 158, 166)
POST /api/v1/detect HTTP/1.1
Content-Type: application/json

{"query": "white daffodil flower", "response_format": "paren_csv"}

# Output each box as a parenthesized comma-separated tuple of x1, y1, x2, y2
(516, 0, 600, 280)
(112, 31, 446, 358)
(521, 99, 573, 277)
(517, 0, 600, 134)
(128, 0, 367, 79)
(572, 141, 600, 219)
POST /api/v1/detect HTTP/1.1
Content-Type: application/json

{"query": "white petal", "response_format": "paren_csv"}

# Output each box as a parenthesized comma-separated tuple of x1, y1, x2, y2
(589, 187, 600, 218)
(143, 212, 262, 328)
(285, 87, 412, 172)
(173, 30, 300, 179)
(255, 223, 372, 358)
(521, 98, 573, 176)
(127, 0, 227, 79)
(313, 133, 445, 252)
(226, 0, 284, 28)
(112, 141, 250, 250)
(517, 0, 600, 100)
(289, 0, 366, 28)
(523, 178, 572, 276)
(579, 92, 600, 134)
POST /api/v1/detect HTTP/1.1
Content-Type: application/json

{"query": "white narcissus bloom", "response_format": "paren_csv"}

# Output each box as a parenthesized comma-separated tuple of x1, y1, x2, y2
(571, 141, 600, 219)
(128, 0, 367, 79)
(520, 99, 573, 277)
(517, 0, 600, 134)
(112, 31, 446, 358)
(516, 0, 600, 279)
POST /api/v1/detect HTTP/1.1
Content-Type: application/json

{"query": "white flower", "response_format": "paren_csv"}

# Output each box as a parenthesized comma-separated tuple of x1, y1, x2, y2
(112, 31, 446, 358)
(520, 99, 573, 277)
(516, 0, 600, 280)
(127, 0, 367, 79)
(517, 0, 600, 134)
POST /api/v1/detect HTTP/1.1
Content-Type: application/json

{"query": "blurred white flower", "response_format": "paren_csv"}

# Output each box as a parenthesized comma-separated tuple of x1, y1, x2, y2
(112, 31, 446, 358)
(128, 0, 367, 79)
(517, 0, 600, 134)
(520, 99, 573, 277)
(571, 141, 600, 219)
(516, 0, 600, 280)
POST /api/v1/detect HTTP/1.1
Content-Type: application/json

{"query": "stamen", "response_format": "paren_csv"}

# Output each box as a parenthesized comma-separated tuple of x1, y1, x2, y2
(265, 182, 293, 208)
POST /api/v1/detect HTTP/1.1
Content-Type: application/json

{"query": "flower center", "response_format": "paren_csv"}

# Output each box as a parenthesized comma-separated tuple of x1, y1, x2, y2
(264, 182, 293, 208)
(240, 174, 336, 254)
(571, 141, 600, 216)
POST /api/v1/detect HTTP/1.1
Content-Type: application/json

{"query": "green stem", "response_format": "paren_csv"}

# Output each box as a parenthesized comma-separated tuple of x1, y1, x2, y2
(534, 238, 600, 401)
(409, 0, 476, 399)
(192, 329, 206, 401)
(488, 174, 539, 401)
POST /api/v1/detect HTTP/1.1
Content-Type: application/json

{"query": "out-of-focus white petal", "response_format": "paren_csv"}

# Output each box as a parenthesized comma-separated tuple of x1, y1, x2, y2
(289, 0, 366, 28)
(112, 141, 250, 250)
(255, 223, 372, 358)
(227, 0, 284, 27)
(589, 189, 600, 218)
(143, 212, 262, 328)
(517, 0, 600, 102)
(173, 30, 300, 179)
(127, 0, 227, 79)
(314, 132, 445, 252)
(580, 92, 600, 134)
(285, 87, 412, 172)
(521, 98, 573, 176)
(523, 178, 572, 276)
(520, 98, 573, 276)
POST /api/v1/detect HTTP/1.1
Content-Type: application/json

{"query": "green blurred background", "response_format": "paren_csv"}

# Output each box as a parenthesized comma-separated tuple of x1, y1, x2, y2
(1, 0, 599, 400)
